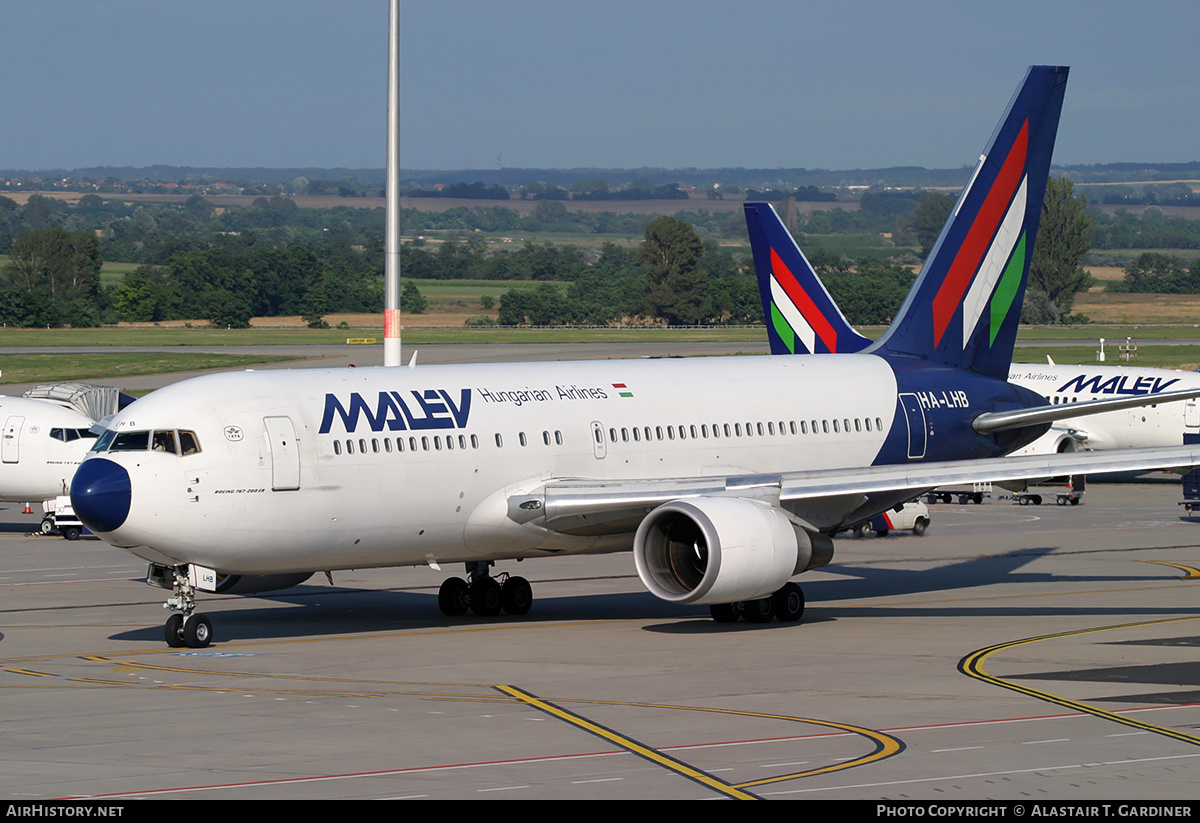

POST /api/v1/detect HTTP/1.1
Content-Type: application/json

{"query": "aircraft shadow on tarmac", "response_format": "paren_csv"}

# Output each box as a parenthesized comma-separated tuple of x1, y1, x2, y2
(107, 544, 1198, 644)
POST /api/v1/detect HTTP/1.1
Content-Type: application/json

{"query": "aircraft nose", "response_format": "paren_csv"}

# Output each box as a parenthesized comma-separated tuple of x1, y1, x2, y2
(70, 458, 132, 533)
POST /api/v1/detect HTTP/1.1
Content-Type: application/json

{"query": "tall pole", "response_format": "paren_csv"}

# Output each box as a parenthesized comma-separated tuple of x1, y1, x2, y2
(383, 0, 402, 366)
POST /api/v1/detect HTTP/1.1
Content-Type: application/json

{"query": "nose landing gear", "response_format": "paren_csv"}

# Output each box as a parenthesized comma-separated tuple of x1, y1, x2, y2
(160, 565, 213, 649)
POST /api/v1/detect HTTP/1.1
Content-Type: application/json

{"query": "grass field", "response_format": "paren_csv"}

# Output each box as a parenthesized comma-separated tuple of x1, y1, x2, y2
(0, 352, 303, 385)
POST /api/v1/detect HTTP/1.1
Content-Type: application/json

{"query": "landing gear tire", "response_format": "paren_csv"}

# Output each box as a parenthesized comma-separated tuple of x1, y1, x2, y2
(470, 578, 502, 617)
(742, 596, 776, 623)
(773, 583, 805, 622)
(500, 576, 533, 615)
(853, 522, 871, 538)
(709, 603, 740, 623)
(164, 614, 186, 648)
(438, 577, 470, 616)
(182, 614, 213, 648)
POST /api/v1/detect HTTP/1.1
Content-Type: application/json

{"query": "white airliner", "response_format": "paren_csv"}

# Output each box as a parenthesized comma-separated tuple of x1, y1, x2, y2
(0, 396, 98, 504)
(1007, 361, 1200, 455)
(68, 67, 1200, 649)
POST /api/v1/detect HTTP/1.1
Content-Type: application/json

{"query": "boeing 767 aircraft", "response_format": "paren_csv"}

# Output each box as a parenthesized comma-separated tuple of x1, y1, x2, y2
(69, 66, 1200, 649)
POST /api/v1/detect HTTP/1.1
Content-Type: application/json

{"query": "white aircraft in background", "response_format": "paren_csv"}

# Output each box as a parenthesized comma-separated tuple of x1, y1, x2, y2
(0, 395, 98, 506)
(1005, 360, 1200, 455)
(69, 67, 1200, 650)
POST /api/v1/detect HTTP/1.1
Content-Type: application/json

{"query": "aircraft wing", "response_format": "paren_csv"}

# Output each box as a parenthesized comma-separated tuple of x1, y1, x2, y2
(518, 444, 1200, 534)
(973, 387, 1200, 434)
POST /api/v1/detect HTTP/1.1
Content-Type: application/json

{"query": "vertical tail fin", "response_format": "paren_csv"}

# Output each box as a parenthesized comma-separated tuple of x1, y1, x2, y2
(872, 66, 1069, 377)
(744, 201, 871, 355)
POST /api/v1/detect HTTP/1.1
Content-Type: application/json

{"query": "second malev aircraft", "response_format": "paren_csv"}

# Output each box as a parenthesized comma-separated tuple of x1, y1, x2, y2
(69, 66, 1200, 648)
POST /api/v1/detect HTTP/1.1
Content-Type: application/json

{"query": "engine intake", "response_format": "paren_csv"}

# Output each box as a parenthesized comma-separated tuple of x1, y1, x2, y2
(633, 497, 831, 605)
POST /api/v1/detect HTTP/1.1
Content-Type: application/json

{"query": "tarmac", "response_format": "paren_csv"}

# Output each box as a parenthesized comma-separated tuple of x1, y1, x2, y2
(2, 482, 1199, 800)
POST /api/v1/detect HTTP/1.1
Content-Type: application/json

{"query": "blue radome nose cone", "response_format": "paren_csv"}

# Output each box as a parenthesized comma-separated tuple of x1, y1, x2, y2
(70, 458, 132, 533)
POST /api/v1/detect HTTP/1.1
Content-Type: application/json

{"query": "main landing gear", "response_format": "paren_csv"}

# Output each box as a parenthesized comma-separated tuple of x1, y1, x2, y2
(437, 561, 533, 618)
(161, 565, 214, 649)
(708, 582, 805, 624)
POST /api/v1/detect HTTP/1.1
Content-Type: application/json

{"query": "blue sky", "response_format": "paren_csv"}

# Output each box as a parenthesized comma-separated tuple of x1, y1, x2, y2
(3, 0, 1197, 172)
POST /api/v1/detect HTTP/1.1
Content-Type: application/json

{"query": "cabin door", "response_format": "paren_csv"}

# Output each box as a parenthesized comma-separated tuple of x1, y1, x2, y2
(590, 421, 607, 460)
(897, 394, 927, 459)
(2, 415, 24, 464)
(1186, 399, 1200, 429)
(263, 416, 301, 491)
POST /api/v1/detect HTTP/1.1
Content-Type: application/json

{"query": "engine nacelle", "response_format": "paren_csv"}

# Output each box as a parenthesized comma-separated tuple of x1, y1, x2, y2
(633, 497, 832, 606)
(1010, 429, 1083, 457)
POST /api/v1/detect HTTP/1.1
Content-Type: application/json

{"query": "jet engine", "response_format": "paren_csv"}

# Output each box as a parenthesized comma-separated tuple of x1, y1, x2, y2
(633, 497, 832, 605)
(1011, 428, 1084, 457)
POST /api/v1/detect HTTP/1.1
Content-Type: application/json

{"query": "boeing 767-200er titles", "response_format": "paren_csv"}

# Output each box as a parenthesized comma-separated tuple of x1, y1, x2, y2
(69, 67, 1200, 648)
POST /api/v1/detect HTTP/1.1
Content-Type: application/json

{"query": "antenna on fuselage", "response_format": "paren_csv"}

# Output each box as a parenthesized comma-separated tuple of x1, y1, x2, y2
(383, 0, 402, 367)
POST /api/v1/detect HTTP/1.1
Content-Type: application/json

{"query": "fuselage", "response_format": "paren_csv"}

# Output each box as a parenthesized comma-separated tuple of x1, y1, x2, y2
(1008, 362, 1200, 453)
(72, 354, 1044, 574)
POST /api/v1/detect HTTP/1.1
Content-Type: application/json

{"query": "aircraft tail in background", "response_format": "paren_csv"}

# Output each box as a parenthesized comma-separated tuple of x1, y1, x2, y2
(744, 201, 870, 355)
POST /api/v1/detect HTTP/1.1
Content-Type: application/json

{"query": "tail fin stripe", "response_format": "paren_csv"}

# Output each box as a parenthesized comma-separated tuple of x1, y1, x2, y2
(961, 175, 1029, 349)
(931, 119, 1029, 346)
(769, 248, 839, 351)
(769, 302, 799, 354)
(989, 232, 1027, 345)
(770, 277, 816, 354)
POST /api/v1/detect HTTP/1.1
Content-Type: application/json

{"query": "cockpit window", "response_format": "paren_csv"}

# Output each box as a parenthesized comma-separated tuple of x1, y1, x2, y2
(52, 427, 96, 442)
(110, 431, 150, 451)
(90, 428, 200, 455)
(178, 430, 200, 455)
(91, 430, 116, 452)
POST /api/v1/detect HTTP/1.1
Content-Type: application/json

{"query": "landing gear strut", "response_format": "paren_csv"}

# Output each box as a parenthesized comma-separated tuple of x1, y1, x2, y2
(161, 565, 214, 648)
(708, 582, 805, 624)
(437, 561, 533, 618)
